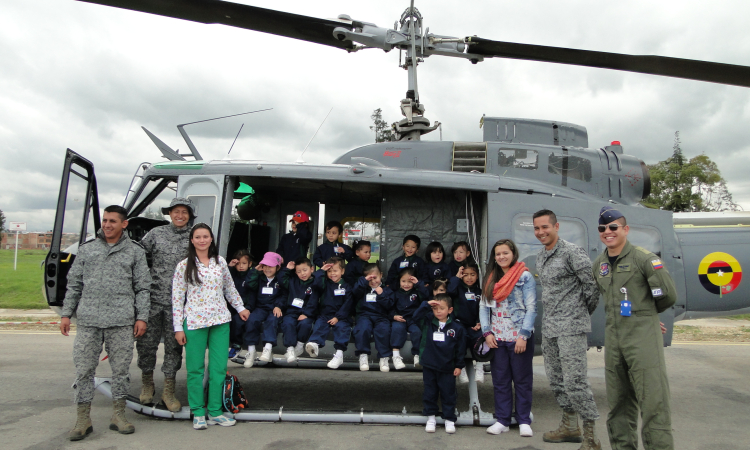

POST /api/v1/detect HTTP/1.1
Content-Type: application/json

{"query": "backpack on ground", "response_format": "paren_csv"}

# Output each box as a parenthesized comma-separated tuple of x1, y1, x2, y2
(222, 372, 249, 413)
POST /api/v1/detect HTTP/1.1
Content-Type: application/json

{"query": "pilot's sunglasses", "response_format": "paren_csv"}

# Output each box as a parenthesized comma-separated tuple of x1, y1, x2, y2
(598, 224, 622, 233)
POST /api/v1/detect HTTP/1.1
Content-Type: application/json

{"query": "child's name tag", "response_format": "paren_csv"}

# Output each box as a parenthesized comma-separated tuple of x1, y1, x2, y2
(262, 287, 274, 295)
(292, 298, 304, 308)
(366, 293, 377, 303)
(399, 261, 409, 268)
(465, 292, 476, 301)
(433, 332, 445, 342)
(334, 288, 345, 296)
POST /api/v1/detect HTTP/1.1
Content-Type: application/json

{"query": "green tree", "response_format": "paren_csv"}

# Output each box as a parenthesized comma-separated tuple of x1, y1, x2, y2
(0, 208, 6, 237)
(370, 108, 394, 143)
(645, 132, 741, 212)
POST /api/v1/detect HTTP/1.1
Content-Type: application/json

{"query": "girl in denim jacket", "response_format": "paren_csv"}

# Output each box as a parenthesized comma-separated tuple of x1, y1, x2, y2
(479, 239, 537, 438)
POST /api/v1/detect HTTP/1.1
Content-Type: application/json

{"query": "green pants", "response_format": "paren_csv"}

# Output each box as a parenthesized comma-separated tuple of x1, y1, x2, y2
(184, 322, 229, 417)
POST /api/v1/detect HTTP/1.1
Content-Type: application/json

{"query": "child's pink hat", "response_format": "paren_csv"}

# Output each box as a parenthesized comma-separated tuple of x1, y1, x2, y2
(259, 252, 283, 267)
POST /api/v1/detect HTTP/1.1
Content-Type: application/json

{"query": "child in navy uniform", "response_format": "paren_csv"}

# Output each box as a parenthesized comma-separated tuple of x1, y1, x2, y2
(227, 249, 254, 358)
(352, 263, 395, 372)
(313, 221, 353, 268)
(275, 211, 313, 265)
(423, 241, 451, 286)
(447, 260, 484, 383)
(448, 241, 472, 277)
(305, 257, 355, 369)
(386, 235, 427, 290)
(278, 257, 319, 363)
(413, 294, 466, 434)
(343, 240, 371, 286)
(390, 267, 430, 370)
(241, 252, 287, 368)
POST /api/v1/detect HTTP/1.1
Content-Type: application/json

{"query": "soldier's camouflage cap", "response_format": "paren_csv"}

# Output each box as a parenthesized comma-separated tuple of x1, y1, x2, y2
(162, 197, 196, 218)
(599, 205, 624, 224)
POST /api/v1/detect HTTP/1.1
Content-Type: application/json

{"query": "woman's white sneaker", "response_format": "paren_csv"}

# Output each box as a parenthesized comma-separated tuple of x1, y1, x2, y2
(519, 424, 533, 437)
(487, 421, 510, 435)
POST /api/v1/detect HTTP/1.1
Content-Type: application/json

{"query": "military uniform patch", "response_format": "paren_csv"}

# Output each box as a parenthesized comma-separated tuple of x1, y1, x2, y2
(652, 288, 663, 297)
(599, 262, 610, 276)
(651, 259, 664, 270)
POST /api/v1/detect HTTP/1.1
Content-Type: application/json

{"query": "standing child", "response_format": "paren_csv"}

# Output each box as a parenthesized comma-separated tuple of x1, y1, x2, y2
(413, 294, 466, 434)
(278, 257, 319, 363)
(385, 235, 427, 290)
(227, 250, 254, 358)
(448, 241, 472, 277)
(352, 264, 395, 372)
(448, 261, 485, 383)
(172, 223, 249, 430)
(241, 252, 287, 368)
(344, 240, 371, 286)
(275, 211, 313, 264)
(424, 241, 451, 286)
(313, 221, 353, 268)
(305, 257, 355, 369)
(390, 268, 430, 370)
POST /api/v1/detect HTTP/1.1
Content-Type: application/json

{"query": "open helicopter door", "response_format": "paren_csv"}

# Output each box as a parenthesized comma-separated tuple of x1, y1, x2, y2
(176, 175, 234, 256)
(44, 149, 101, 307)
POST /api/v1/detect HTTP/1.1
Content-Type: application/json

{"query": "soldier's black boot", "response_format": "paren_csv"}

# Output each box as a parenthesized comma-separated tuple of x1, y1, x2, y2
(68, 402, 93, 441)
(578, 420, 602, 450)
(110, 399, 135, 434)
(543, 409, 583, 443)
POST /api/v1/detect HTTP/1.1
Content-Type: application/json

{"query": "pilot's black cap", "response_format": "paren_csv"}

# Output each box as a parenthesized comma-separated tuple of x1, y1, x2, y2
(599, 206, 624, 225)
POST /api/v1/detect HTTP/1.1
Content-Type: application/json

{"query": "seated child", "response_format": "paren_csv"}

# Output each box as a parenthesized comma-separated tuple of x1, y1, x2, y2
(385, 235, 427, 290)
(278, 257, 319, 363)
(343, 240, 371, 286)
(447, 260, 484, 383)
(352, 263, 395, 372)
(275, 210, 313, 264)
(448, 241, 473, 278)
(389, 267, 430, 370)
(424, 241, 451, 286)
(313, 220, 353, 268)
(241, 252, 287, 368)
(413, 294, 466, 434)
(305, 257, 355, 369)
(431, 279, 448, 296)
(227, 249, 255, 358)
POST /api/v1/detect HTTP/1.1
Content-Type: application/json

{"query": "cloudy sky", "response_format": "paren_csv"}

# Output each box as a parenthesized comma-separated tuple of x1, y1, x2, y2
(2, 0, 750, 232)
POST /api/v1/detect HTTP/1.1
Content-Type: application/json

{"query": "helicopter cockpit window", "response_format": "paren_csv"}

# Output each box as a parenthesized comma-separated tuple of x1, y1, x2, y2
(513, 214, 587, 263)
(498, 149, 538, 170)
(125, 177, 177, 242)
(548, 153, 592, 182)
(626, 225, 662, 257)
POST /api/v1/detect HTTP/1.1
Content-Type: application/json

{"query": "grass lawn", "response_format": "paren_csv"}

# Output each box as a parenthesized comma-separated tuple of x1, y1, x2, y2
(727, 314, 750, 321)
(0, 249, 49, 309)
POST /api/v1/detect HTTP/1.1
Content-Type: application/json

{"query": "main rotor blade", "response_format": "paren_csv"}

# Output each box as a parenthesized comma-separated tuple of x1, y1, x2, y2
(467, 37, 750, 88)
(78, 0, 354, 50)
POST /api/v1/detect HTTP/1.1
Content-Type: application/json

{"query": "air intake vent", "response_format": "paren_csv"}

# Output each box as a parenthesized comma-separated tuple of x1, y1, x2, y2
(452, 142, 487, 173)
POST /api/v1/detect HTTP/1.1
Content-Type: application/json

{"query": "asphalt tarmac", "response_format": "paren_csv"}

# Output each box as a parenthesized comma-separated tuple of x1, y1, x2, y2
(1, 330, 748, 450)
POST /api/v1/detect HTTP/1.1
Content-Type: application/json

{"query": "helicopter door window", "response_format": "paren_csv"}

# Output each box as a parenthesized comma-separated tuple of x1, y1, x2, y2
(513, 214, 587, 263)
(548, 153, 593, 182)
(187, 195, 217, 227)
(626, 226, 662, 257)
(498, 149, 538, 170)
(61, 170, 97, 246)
(129, 179, 178, 220)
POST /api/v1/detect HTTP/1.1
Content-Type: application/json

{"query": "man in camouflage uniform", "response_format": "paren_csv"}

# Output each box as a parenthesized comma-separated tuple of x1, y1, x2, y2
(60, 205, 150, 441)
(136, 197, 194, 411)
(592, 206, 676, 450)
(534, 209, 602, 450)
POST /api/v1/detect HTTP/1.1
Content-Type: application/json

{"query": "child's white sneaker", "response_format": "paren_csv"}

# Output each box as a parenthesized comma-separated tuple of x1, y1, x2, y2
(259, 347, 273, 362)
(243, 347, 256, 368)
(379, 357, 390, 372)
(285, 347, 297, 363)
(458, 367, 469, 384)
(327, 353, 344, 369)
(359, 354, 369, 371)
(392, 355, 405, 370)
(519, 424, 533, 437)
(207, 414, 236, 427)
(305, 342, 319, 358)
(486, 421, 510, 435)
(193, 416, 207, 430)
(425, 418, 436, 433)
(475, 361, 485, 383)
(294, 341, 305, 357)
(445, 420, 456, 434)
(413, 354, 421, 368)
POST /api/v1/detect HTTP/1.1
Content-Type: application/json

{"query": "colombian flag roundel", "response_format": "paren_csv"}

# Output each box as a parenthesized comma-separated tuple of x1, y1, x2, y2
(698, 252, 742, 297)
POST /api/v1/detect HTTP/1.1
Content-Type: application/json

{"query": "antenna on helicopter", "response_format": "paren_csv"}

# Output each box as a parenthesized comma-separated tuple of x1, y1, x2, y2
(175, 108, 272, 160)
(296, 107, 334, 164)
(225, 123, 244, 159)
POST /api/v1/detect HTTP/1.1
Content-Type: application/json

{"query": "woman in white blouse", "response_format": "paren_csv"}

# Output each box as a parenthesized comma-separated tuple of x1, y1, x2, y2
(172, 223, 249, 430)
(479, 239, 537, 438)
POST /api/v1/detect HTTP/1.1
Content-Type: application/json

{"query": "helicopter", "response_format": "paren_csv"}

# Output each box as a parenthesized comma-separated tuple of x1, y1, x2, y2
(41, 0, 750, 426)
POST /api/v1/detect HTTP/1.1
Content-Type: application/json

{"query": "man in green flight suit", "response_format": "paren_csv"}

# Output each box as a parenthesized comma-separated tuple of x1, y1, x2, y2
(592, 206, 676, 450)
